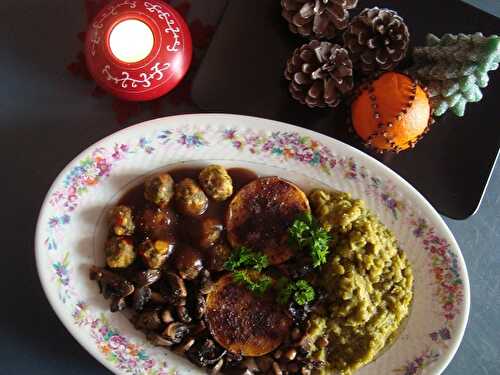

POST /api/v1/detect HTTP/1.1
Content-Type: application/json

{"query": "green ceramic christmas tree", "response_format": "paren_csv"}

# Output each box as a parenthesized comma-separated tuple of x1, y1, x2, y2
(410, 32, 500, 117)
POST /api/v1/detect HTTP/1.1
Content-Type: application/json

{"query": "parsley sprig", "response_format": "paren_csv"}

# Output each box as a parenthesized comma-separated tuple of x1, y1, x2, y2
(289, 212, 331, 268)
(224, 246, 269, 272)
(225, 247, 272, 294)
(277, 278, 315, 306)
(233, 270, 273, 295)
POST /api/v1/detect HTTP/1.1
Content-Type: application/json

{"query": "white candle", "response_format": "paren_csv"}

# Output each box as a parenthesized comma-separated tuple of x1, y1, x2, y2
(109, 19, 154, 63)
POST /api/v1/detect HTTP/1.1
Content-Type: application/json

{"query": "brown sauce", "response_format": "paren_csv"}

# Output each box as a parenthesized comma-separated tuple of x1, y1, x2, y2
(225, 168, 258, 191)
(118, 167, 259, 268)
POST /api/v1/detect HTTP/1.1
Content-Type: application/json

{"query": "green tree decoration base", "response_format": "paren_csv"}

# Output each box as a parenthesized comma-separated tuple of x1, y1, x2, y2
(410, 33, 500, 117)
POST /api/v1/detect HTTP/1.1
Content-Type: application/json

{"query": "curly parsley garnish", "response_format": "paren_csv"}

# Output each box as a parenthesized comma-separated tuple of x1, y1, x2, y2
(224, 246, 269, 272)
(289, 212, 331, 268)
(224, 247, 272, 295)
(233, 270, 273, 295)
(277, 278, 315, 306)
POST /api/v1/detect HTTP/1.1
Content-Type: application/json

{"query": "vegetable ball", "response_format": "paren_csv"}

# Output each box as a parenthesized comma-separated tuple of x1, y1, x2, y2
(175, 178, 209, 217)
(144, 173, 175, 208)
(105, 237, 136, 268)
(199, 165, 233, 202)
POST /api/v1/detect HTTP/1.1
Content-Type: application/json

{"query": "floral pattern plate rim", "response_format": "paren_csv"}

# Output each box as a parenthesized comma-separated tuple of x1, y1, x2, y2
(35, 114, 469, 375)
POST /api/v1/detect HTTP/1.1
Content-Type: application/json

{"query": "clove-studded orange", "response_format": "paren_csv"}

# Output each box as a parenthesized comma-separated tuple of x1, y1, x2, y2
(351, 72, 431, 152)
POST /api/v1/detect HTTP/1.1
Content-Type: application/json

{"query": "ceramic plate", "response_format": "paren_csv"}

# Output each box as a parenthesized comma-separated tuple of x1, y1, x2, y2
(35, 114, 469, 374)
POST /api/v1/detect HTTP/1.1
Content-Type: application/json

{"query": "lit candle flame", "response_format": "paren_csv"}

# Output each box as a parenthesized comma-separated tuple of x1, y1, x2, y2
(109, 19, 154, 63)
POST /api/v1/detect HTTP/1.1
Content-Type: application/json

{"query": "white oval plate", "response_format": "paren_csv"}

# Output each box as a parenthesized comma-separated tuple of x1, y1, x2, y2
(35, 114, 469, 375)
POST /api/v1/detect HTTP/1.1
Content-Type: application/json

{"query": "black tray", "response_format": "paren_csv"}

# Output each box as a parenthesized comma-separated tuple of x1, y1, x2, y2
(192, 0, 500, 219)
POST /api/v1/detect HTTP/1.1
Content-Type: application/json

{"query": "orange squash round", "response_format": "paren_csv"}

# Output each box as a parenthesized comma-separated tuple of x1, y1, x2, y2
(351, 72, 431, 152)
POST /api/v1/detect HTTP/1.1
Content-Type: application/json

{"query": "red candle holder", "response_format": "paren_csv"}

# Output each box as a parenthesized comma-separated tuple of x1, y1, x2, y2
(85, 0, 192, 102)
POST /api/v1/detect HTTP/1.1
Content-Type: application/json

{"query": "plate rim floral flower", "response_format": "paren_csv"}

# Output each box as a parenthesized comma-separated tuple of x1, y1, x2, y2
(35, 113, 470, 375)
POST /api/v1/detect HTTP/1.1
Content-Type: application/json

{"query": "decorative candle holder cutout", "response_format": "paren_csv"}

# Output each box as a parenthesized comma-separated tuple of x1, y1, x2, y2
(85, 0, 193, 102)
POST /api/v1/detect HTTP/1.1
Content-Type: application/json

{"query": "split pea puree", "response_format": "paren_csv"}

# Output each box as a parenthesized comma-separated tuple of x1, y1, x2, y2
(306, 190, 414, 375)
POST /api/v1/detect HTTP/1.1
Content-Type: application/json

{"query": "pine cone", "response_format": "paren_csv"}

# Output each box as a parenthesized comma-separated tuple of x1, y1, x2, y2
(285, 40, 354, 108)
(281, 0, 358, 39)
(343, 7, 410, 74)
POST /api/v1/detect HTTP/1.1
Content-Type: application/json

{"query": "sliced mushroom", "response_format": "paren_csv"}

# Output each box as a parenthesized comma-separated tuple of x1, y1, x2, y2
(274, 349, 282, 360)
(225, 352, 244, 368)
(174, 337, 196, 354)
(89, 266, 134, 299)
(147, 332, 175, 347)
(272, 361, 283, 375)
(176, 305, 192, 324)
(171, 296, 187, 307)
(161, 309, 175, 324)
(150, 291, 168, 305)
(110, 296, 127, 312)
(211, 359, 225, 374)
(131, 269, 161, 287)
(284, 348, 298, 361)
(193, 292, 206, 319)
(242, 358, 259, 372)
(186, 338, 227, 367)
(199, 269, 214, 295)
(165, 272, 187, 304)
(174, 245, 204, 280)
(133, 310, 162, 331)
(162, 322, 189, 344)
(132, 286, 152, 311)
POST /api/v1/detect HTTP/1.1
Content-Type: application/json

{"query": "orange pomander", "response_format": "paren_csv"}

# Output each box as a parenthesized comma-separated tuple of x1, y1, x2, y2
(351, 72, 431, 152)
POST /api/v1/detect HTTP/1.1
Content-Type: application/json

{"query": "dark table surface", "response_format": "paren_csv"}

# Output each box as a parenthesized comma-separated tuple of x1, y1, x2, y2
(192, 0, 500, 220)
(0, 0, 498, 374)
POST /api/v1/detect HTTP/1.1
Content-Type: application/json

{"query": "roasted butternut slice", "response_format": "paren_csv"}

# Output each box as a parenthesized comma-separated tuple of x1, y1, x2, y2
(226, 177, 310, 264)
(206, 274, 291, 356)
